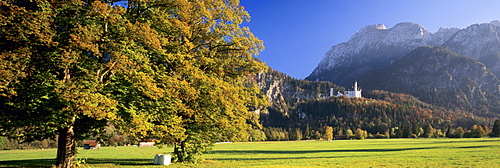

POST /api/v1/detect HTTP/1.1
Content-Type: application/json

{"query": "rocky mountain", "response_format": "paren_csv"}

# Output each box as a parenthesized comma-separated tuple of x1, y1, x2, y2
(256, 21, 500, 136)
(256, 68, 341, 127)
(358, 46, 500, 115)
(304, 21, 500, 116)
(255, 55, 494, 135)
(307, 21, 500, 86)
(306, 22, 460, 86)
(442, 21, 500, 77)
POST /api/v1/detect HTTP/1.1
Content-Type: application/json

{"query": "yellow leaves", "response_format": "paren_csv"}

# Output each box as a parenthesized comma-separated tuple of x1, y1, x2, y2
(126, 21, 163, 50)
(57, 81, 118, 120)
(134, 71, 165, 100)
(117, 106, 158, 138)
(88, 1, 112, 18)
(68, 25, 102, 57)
(0, 50, 29, 93)
(0, 1, 269, 163)
(76, 92, 118, 120)
(0, 0, 56, 46)
(152, 114, 187, 142)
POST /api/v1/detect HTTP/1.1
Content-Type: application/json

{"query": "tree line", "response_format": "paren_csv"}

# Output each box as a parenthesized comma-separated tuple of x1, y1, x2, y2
(3, 119, 499, 150)
(260, 90, 497, 140)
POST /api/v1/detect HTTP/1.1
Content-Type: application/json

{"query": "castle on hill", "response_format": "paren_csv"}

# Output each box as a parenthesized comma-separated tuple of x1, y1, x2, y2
(331, 81, 362, 98)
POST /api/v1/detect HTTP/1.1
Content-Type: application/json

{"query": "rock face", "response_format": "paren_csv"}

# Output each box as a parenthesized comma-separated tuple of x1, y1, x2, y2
(306, 22, 460, 86)
(256, 69, 341, 126)
(307, 21, 500, 87)
(359, 46, 500, 107)
(442, 21, 500, 77)
(306, 21, 500, 114)
(257, 69, 340, 114)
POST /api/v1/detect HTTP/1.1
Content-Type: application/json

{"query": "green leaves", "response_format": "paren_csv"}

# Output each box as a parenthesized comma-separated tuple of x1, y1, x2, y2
(111, 0, 267, 162)
(1, 0, 267, 164)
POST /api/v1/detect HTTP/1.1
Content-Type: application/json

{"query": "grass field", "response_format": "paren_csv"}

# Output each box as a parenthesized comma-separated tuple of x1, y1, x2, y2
(1, 138, 500, 167)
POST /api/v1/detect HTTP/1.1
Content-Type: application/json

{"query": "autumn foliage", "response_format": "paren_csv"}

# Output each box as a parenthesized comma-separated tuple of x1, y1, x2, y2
(0, 0, 266, 166)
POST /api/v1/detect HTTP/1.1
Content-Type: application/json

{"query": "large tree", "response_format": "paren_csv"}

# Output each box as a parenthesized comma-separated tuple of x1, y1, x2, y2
(0, 0, 145, 167)
(114, 0, 267, 162)
(0, 0, 266, 166)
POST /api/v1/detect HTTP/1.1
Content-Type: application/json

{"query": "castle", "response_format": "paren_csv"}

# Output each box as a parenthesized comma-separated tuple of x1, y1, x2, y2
(330, 81, 362, 98)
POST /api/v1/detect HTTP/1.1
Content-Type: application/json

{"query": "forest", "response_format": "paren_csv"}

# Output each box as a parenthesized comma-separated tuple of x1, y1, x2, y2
(260, 90, 499, 141)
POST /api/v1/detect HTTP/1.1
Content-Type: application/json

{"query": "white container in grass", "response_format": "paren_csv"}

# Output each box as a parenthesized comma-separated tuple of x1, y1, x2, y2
(153, 154, 171, 165)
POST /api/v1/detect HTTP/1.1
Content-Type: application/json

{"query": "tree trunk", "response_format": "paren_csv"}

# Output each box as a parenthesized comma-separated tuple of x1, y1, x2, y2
(173, 141, 188, 162)
(55, 122, 76, 168)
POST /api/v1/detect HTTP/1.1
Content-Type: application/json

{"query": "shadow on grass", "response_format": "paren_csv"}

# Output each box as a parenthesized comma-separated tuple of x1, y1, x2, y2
(0, 159, 54, 168)
(422, 139, 500, 144)
(207, 147, 438, 161)
(83, 158, 153, 165)
(455, 145, 498, 149)
(213, 155, 353, 161)
(208, 147, 437, 155)
(0, 158, 154, 167)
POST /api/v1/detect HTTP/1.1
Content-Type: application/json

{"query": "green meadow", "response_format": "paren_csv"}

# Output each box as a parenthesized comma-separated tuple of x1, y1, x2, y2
(1, 138, 500, 167)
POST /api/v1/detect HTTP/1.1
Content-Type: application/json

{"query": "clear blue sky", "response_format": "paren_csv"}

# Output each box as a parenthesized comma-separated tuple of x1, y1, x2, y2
(240, 0, 500, 79)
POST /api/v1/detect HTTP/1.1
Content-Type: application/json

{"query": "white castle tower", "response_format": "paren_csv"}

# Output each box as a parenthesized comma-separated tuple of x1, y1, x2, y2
(345, 81, 362, 98)
(330, 81, 362, 98)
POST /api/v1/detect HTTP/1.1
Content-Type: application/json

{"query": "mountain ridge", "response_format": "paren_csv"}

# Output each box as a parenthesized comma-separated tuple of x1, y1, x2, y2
(307, 21, 500, 85)
(358, 46, 500, 113)
(306, 22, 461, 86)
(304, 20, 500, 119)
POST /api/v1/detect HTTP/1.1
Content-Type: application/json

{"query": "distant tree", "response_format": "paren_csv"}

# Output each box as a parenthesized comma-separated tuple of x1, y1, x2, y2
(401, 124, 412, 138)
(455, 127, 465, 138)
(434, 129, 446, 138)
(490, 120, 500, 137)
(391, 127, 399, 138)
(445, 125, 454, 138)
(471, 125, 487, 138)
(304, 124, 312, 139)
(417, 127, 425, 137)
(324, 126, 334, 141)
(313, 131, 322, 140)
(384, 131, 391, 139)
(289, 128, 303, 141)
(0, 137, 5, 150)
(355, 128, 368, 140)
(424, 125, 436, 138)
(446, 127, 456, 138)
(249, 129, 267, 141)
(346, 129, 354, 136)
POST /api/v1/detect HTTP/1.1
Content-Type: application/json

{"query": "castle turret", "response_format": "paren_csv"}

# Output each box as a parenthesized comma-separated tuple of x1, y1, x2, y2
(345, 81, 362, 98)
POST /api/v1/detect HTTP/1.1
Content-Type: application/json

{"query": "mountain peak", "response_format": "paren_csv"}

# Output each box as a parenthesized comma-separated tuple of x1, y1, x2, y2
(305, 21, 500, 87)
(358, 24, 387, 33)
(392, 22, 426, 31)
(490, 20, 500, 27)
(307, 22, 438, 86)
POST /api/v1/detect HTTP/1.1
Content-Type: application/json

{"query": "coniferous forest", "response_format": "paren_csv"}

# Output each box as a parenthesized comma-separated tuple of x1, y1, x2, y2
(260, 89, 496, 141)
